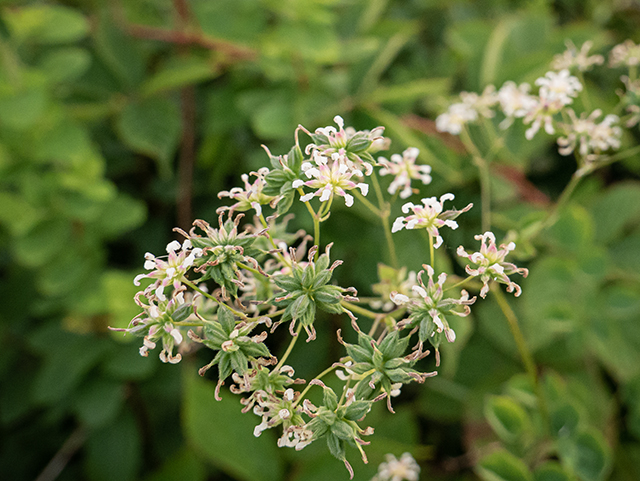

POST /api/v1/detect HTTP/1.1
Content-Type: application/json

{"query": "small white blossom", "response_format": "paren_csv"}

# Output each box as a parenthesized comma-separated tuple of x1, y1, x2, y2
(457, 231, 529, 298)
(297, 152, 368, 207)
(391, 194, 473, 249)
(552, 40, 604, 72)
(435, 103, 478, 134)
(372, 452, 420, 481)
(557, 109, 622, 157)
(535, 69, 582, 106)
(378, 147, 432, 199)
(497, 81, 537, 129)
(609, 40, 640, 67)
(134, 242, 202, 301)
(218, 167, 276, 216)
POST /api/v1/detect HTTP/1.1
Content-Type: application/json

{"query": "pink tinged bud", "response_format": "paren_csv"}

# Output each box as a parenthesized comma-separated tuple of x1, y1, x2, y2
(412, 285, 427, 298)
(254, 419, 269, 437)
(300, 192, 314, 203)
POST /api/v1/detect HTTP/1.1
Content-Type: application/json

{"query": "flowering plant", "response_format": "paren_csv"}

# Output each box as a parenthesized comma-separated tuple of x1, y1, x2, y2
(115, 113, 531, 478)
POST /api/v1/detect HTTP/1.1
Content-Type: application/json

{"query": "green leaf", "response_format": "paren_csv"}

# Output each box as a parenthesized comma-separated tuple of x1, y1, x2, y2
(590, 183, 640, 245)
(38, 47, 92, 83)
(14, 219, 71, 268)
(477, 450, 533, 481)
(558, 429, 611, 481)
(94, 12, 145, 89)
(369, 78, 451, 104)
(3, 5, 89, 44)
(116, 97, 181, 179)
(323, 385, 339, 412)
(533, 462, 571, 481)
(73, 379, 123, 428)
(92, 194, 147, 238)
(145, 448, 208, 481)
(86, 410, 141, 481)
(550, 404, 580, 438)
(31, 330, 112, 405)
(217, 305, 236, 334)
(485, 395, 532, 445)
(183, 372, 284, 481)
(0, 83, 47, 130)
(142, 56, 220, 96)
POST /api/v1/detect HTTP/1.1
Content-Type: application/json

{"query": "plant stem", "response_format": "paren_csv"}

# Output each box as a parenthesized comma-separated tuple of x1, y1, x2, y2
(182, 278, 247, 319)
(492, 285, 548, 427)
(444, 275, 475, 293)
(541, 171, 582, 230)
(429, 234, 435, 270)
(372, 172, 399, 268)
(475, 155, 492, 232)
(275, 323, 303, 371)
(341, 300, 380, 319)
(354, 189, 381, 215)
(292, 364, 338, 407)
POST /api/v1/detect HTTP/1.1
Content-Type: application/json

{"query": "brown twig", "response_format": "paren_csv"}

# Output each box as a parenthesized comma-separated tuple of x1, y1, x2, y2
(126, 24, 256, 60)
(35, 427, 86, 481)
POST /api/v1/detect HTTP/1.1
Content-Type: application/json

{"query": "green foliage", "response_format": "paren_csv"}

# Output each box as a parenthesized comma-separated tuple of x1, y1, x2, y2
(2, 0, 639, 480)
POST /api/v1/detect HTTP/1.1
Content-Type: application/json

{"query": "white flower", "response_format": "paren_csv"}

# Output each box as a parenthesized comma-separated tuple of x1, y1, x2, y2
(609, 40, 640, 67)
(535, 69, 582, 106)
(457, 231, 529, 298)
(134, 241, 202, 301)
(522, 95, 565, 140)
(378, 147, 432, 199)
(557, 109, 622, 157)
(372, 452, 420, 481)
(297, 152, 368, 207)
(217, 167, 276, 216)
(552, 40, 604, 72)
(391, 194, 472, 249)
(497, 81, 537, 129)
(460, 85, 498, 118)
(435, 102, 478, 135)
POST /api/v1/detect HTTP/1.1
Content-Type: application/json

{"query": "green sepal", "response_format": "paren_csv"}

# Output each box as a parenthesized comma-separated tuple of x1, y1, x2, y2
(331, 420, 354, 441)
(323, 386, 339, 411)
(344, 400, 371, 421)
(170, 303, 193, 323)
(326, 433, 346, 461)
(217, 305, 236, 334)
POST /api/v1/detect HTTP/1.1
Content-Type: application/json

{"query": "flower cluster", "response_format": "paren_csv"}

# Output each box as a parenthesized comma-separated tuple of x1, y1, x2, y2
(457, 232, 529, 298)
(435, 40, 636, 166)
(390, 265, 475, 349)
(117, 114, 534, 479)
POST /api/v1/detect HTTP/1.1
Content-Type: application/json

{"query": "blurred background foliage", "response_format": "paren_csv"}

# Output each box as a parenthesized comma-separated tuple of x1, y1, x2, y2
(1, 0, 640, 480)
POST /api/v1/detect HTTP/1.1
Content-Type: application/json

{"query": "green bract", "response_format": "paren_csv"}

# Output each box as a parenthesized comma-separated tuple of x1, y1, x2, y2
(189, 215, 261, 298)
(195, 305, 271, 389)
(272, 245, 350, 340)
(339, 330, 434, 411)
